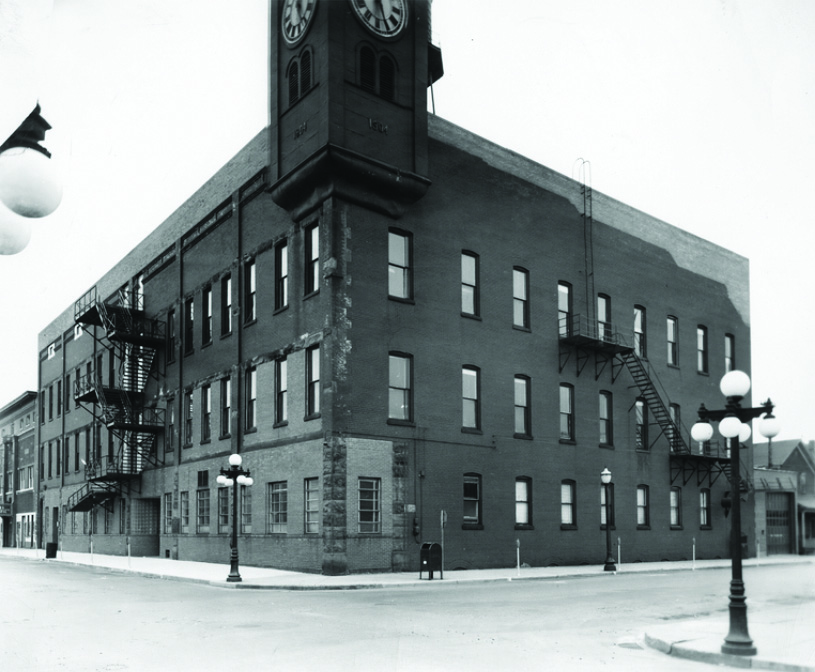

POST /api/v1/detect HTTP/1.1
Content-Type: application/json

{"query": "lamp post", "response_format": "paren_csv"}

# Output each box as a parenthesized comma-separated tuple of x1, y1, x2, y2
(600, 467, 616, 572)
(216, 453, 253, 582)
(690, 370, 780, 657)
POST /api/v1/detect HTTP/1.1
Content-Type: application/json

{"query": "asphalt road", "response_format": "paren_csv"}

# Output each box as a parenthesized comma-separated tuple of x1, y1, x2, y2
(1, 556, 812, 672)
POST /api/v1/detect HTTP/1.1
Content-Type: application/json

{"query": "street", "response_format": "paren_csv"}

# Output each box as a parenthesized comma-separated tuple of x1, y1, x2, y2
(1, 556, 813, 671)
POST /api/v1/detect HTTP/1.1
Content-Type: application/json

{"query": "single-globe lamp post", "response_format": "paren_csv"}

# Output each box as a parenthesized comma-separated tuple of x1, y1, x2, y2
(600, 467, 616, 572)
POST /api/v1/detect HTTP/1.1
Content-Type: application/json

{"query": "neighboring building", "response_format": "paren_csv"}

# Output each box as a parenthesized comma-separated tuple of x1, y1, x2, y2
(36, 1, 754, 574)
(0, 392, 38, 547)
(754, 440, 815, 555)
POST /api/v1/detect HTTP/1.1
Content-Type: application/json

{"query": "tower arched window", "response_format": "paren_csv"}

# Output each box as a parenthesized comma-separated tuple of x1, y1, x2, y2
(287, 48, 314, 108)
(379, 55, 395, 101)
(360, 46, 376, 92)
(358, 45, 397, 101)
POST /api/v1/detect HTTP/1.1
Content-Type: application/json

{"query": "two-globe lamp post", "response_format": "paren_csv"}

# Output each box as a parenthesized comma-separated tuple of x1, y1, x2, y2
(690, 370, 780, 657)
(216, 453, 253, 582)
(601, 468, 616, 572)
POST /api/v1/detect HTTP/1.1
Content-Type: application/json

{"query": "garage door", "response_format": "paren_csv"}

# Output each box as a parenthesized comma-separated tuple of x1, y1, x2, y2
(766, 492, 793, 555)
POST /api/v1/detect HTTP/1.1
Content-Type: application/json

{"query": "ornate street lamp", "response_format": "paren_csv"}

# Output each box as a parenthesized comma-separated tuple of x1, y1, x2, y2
(600, 467, 616, 572)
(690, 370, 780, 657)
(216, 453, 253, 582)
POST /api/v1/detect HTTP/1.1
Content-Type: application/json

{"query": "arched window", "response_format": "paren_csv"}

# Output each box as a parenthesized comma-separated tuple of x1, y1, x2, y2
(379, 55, 395, 100)
(287, 48, 314, 107)
(360, 46, 376, 92)
(288, 61, 300, 105)
(301, 50, 312, 92)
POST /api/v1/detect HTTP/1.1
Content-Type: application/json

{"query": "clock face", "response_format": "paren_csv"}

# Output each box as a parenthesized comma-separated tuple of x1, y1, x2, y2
(349, 0, 408, 39)
(282, 0, 317, 47)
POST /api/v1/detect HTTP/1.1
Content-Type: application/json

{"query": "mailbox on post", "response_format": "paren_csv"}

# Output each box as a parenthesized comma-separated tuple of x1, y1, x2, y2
(419, 542, 443, 580)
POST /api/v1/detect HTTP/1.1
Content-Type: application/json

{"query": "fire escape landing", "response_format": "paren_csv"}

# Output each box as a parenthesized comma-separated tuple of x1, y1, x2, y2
(68, 286, 165, 513)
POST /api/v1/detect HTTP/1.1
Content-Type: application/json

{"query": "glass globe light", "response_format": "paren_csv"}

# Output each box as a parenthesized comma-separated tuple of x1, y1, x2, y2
(236, 475, 247, 486)
(244, 477, 254, 487)
(738, 423, 752, 443)
(0, 206, 32, 255)
(759, 413, 781, 439)
(216, 474, 227, 486)
(225, 478, 234, 487)
(720, 370, 751, 398)
(228, 453, 242, 467)
(0, 146, 63, 218)
(719, 415, 743, 439)
(600, 467, 612, 484)
(691, 421, 714, 443)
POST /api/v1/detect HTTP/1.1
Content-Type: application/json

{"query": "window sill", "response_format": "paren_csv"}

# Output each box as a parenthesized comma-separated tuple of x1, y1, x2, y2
(700, 525, 712, 531)
(637, 525, 651, 531)
(512, 325, 531, 333)
(304, 413, 322, 422)
(515, 524, 534, 531)
(218, 433, 231, 441)
(559, 438, 576, 446)
(182, 443, 193, 450)
(388, 419, 415, 427)
(243, 318, 257, 328)
(600, 525, 617, 531)
(670, 525, 683, 531)
(388, 296, 415, 305)
(461, 427, 482, 435)
(200, 439, 211, 445)
(462, 523, 484, 531)
(303, 290, 319, 301)
(273, 421, 289, 429)
(560, 524, 577, 531)
(599, 443, 614, 450)
(461, 312, 482, 321)
(244, 427, 257, 435)
(273, 305, 289, 316)
(513, 433, 533, 441)
(202, 340, 212, 349)
(220, 330, 232, 340)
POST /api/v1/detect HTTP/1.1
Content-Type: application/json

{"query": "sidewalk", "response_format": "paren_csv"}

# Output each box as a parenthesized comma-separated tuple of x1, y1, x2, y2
(2, 547, 813, 671)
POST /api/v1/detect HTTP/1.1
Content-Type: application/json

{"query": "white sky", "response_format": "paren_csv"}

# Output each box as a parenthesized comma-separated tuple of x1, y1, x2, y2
(2, 0, 813, 442)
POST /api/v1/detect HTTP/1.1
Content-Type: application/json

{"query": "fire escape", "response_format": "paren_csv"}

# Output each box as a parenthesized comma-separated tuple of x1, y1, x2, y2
(558, 314, 751, 494)
(68, 286, 166, 513)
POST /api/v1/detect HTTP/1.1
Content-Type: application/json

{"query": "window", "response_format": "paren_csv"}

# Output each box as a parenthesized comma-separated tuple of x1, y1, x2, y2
(561, 480, 576, 528)
(202, 285, 212, 345)
(183, 297, 194, 355)
(600, 482, 615, 528)
(700, 489, 711, 528)
(634, 305, 646, 358)
(513, 268, 529, 328)
(305, 224, 319, 295)
(637, 485, 650, 528)
(360, 46, 376, 91)
(388, 353, 412, 422)
(667, 316, 678, 366)
(183, 391, 193, 446)
(164, 493, 173, 534)
(244, 259, 256, 323)
(240, 486, 252, 534)
(167, 309, 176, 362)
(559, 384, 574, 441)
(379, 54, 395, 100)
(288, 48, 312, 106)
(267, 482, 288, 533)
(56, 380, 62, 416)
(288, 60, 299, 105)
(220, 377, 231, 437)
(697, 325, 708, 373)
(196, 489, 210, 533)
(514, 375, 531, 437)
(64, 436, 70, 474)
(461, 252, 479, 316)
(359, 478, 381, 533)
(725, 334, 735, 372)
(670, 487, 682, 527)
(359, 46, 397, 100)
(275, 358, 288, 425)
(48, 386, 53, 421)
(669, 404, 681, 452)
(218, 487, 229, 534)
(74, 432, 80, 471)
(64, 373, 71, 413)
(275, 240, 288, 310)
(597, 294, 612, 341)
(220, 275, 232, 336)
(463, 474, 481, 527)
(558, 282, 572, 337)
(388, 230, 411, 300)
(245, 367, 257, 430)
(304, 478, 319, 534)
(635, 399, 648, 450)
(201, 384, 211, 442)
(167, 402, 175, 453)
(306, 346, 320, 417)
(599, 391, 613, 446)
(462, 366, 480, 430)
(515, 478, 532, 528)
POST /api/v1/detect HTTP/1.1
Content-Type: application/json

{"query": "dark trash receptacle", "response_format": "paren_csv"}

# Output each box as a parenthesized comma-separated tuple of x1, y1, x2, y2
(419, 542, 443, 580)
(45, 542, 57, 559)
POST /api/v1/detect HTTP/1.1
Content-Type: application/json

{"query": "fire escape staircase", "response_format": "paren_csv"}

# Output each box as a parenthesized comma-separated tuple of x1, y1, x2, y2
(69, 287, 166, 513)
(558, 314, 751, 494)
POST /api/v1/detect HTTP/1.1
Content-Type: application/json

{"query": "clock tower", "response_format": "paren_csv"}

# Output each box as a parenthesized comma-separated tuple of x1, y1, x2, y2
(269, 0, 442, 221)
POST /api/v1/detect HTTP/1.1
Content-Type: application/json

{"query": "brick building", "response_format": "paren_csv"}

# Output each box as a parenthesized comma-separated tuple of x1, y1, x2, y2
(36, 0, 754, 574)
(1, 391, 38, 548)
